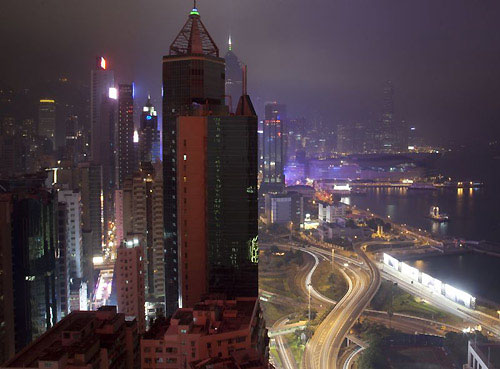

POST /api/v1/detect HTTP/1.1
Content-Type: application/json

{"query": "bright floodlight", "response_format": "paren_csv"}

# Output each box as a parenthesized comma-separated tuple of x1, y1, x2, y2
(109, 87, 118, 100)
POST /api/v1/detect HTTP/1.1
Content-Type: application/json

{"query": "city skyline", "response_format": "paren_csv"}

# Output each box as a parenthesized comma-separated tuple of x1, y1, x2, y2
(2, 1, 500, 142)
(1, 2, 500, 369)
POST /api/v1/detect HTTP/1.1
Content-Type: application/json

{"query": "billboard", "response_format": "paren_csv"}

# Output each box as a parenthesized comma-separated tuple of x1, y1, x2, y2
(383, 253, 400, 271)
(444, 284, 475, 309)
(382, 253, 476, 309)
(421, 272, 442, 295)
(401, 262, 420, 281)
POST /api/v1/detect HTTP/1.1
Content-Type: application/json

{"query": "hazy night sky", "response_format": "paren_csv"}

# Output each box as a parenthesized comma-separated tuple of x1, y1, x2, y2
(1, 0, 500, 143)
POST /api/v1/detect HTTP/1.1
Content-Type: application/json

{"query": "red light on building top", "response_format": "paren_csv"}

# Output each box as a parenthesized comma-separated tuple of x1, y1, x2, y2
(99, 56, 107, 70)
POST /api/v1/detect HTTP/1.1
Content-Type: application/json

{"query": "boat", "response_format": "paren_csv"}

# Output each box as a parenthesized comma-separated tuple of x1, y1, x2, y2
(350, 188, 367, 196)
(331, 183, 351, 196)
(427, 206, 449, 222)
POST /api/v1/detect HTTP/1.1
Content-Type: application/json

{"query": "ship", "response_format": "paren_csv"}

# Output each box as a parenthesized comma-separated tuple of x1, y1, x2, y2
(427, 206, 449, 222)
(350, 187, 367, 196)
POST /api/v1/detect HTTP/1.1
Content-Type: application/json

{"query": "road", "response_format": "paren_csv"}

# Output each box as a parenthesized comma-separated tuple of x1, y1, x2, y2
(381, 264, 500, 337)
(273, 317, 298, 369)
(303, 243, 381, 369)
(264, 237, 497, 369)
(270, 239, 500, 337)
(363, 310, 462, 336)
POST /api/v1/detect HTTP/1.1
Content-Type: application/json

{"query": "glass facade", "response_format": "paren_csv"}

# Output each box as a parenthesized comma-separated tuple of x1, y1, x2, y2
(262, 103, 286, 192)
(9, 191, 58, 351)
(162, 55, 225, 315)
(206, 116, 258, 298)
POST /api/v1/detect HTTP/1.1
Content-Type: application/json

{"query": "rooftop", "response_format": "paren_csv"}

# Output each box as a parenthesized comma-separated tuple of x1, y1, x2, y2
(169, 6, 219, 57)
(144, 297, 257, 339)
(3, 307, 129, 368)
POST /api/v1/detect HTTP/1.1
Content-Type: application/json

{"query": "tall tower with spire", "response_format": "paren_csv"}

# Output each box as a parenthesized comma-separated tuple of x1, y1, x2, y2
(162, 4, 258, 315)
(225, 35, 243, 113)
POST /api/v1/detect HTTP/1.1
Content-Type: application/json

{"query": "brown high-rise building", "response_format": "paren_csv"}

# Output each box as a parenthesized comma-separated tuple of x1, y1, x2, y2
(115, 240, 146, 333)
(163, 5, 226, 314)
(163, 5, 258, 315)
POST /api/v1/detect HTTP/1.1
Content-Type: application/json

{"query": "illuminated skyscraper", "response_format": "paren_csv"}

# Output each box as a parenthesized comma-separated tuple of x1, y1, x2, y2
(90, 57, 115, 157)
(163, 6, 258, 315)
(38, 99, 56, 150)
(117, 84, 137, 188)
(139, 96, 160, 163)
(163, 5, 225, 314)
(261, 102, 286, 193)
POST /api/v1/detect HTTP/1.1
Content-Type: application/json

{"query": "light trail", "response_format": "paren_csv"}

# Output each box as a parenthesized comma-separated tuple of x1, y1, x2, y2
(343, 346, 364, 369)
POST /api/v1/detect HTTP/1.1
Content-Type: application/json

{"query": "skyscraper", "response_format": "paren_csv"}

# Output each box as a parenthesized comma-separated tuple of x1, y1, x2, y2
(57, 189, 84, 314)
(163, 5, 225, 314)
(115, 239, 146, 333)
(0, 182, 59, 355)
(163, 5, 258, 314)
(139, 96, 160, 163)
(90, 56, 114, 158)
(117, 84, 137, 188)
(77, 162, 103, 286)
(380, 80, 396, 152)
(121, 163, 165, 310)
(225, 35, 243, 113)
(261, 102, 286, 193)
(38, 99, 56, 150)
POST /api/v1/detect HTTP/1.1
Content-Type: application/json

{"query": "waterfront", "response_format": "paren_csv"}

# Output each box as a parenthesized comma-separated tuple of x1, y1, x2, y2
(343, 186, 500, 243)
(407, 253, 500, 304)
(344, 150, 500, 304)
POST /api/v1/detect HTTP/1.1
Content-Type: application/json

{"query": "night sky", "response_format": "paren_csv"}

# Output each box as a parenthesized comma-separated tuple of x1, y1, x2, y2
(2, 0, 500, 142)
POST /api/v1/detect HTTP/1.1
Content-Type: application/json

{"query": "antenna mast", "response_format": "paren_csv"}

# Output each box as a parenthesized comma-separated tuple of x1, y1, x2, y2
(242, 64, 248, 96)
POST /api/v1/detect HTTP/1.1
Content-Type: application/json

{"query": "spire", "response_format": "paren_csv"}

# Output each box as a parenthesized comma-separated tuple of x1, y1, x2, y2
(145, 94, 152, 108)
(170, 4, 219, 57)
(235, 65, 256, 117)
(190, 0, 199, 16)
(228, 34, 232, 51)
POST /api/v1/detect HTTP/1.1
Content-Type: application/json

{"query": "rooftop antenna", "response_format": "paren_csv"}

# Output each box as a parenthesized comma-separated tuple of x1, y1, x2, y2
(242, 64, 247, 96)
(190, 0, 199, 15)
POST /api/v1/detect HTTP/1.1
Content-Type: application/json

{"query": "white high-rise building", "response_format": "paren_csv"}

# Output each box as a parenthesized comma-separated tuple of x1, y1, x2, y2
(58, 190, 83, 279)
